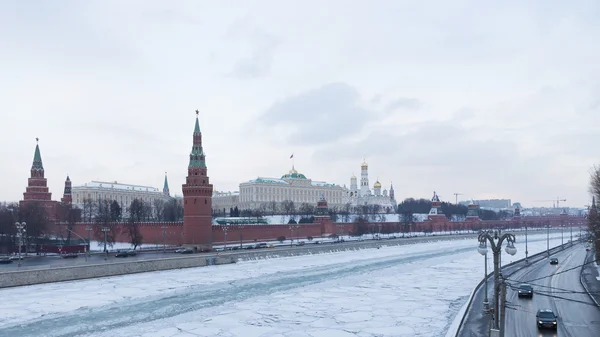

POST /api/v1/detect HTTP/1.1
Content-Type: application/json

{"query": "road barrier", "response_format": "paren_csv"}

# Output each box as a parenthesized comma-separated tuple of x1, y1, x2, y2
(452, 242, 571, 337)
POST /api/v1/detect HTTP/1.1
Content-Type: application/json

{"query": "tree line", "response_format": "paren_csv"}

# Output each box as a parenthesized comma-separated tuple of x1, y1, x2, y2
(588, 165, 600, 261)
(0, 197, 184, 254)
(215, 198, 510, 223)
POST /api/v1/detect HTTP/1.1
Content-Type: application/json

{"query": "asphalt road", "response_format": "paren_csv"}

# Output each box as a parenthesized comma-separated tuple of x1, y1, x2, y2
(503, 245, 600, 336)
(0, 232, 481, 272)
(0, 229, 565, 273)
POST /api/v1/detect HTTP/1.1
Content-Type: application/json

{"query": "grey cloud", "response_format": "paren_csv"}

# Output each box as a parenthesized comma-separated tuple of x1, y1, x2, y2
(313, 120, 553, 191)
(232, 31, 280, 79)
(384, 98, 421, 113)
(258, 82, 374, 145)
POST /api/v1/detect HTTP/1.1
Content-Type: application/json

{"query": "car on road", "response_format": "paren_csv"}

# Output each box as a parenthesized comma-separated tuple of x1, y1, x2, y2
(61, 253, 78, 259)
(536, 309, 558, 330)
(0, 257, 13, 264)
(115, 250, 137, 258)
(550, 257, 558, 265)
(517, 284, 533, 298)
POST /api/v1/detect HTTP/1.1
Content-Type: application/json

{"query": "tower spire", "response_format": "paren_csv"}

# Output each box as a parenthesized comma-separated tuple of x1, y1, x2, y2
(31, 138, 44, 171)
(163, 171, 170, 196)
(189, 110, 206, 168)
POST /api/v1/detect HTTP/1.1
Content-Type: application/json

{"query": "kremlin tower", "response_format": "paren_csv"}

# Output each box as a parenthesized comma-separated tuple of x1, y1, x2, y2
(61, 176, 72, 203)
(21, 138, 57, 219)
(182, 110, 214, 250)
(163, 172, 170, 197)
(427, 191, 446, 221)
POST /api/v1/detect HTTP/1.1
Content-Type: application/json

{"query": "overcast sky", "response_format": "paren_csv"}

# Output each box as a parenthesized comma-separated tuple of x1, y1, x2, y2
(1, 0, 599, 207)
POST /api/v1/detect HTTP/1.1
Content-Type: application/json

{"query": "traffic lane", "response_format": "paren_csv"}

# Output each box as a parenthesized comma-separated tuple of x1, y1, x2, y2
(504, 248, 559, 337)
(457, 243, 572, 337)
(549, 248, 600, 336)
(0, 230, 559, 272)
(504, 245, 600, 337)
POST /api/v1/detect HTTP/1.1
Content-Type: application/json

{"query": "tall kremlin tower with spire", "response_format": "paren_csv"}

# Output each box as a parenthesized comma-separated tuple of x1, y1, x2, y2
(21, 138, 58, 219)
(182, 110, 214, 250)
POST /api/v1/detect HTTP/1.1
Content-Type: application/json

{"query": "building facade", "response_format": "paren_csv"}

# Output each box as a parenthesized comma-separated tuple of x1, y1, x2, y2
(72, 178, 171, 214)
(212, 191, 240, 213)
(345, 160, 397, 212)
(236, 166, 347, 210)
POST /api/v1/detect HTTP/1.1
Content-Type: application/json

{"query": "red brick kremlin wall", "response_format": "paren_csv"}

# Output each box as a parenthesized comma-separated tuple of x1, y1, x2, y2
(66, 214, 586, 246)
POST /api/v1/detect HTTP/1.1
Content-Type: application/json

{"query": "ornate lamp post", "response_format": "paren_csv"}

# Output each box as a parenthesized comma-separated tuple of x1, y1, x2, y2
(477, 241, 490, 313)
(477, 230, 517, 333)
(85, 226, 93, 257)
(15, 222, 26, 267)
(238, 225, 244, 248)
(222, 225, 229, 250)
(161, 226, 167, 253)
(101, 227, 110, 260)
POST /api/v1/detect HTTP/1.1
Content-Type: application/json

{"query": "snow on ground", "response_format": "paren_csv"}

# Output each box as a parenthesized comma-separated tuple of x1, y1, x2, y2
(0, 233, 565, 337)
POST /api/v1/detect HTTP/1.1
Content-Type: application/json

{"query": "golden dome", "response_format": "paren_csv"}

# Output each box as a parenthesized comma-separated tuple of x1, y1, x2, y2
(374, 181, 382, 189)
(361, 158, 368, 168)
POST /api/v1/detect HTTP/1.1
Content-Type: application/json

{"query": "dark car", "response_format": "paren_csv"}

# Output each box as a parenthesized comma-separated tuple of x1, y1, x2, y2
(179, 248, 194, 254)
(61, 253, 79, 259)
(0, 258, 13, 264)
(550, 258, 558, 265)
(115, 251, 129, 258)
(115, 250, 136, 258)
(536, 309, 558, 329)
(518, 284, 534, 298)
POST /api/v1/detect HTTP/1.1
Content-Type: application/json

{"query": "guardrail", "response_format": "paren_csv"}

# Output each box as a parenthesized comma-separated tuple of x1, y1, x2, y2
(453, 242, 571, 337)
(579, 251, 600, 308)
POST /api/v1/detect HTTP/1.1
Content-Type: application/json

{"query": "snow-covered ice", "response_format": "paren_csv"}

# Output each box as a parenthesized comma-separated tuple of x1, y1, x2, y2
(0, 233, 565, 337)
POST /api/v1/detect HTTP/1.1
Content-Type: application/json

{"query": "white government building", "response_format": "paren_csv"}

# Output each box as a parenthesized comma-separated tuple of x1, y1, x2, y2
(72, 175, 172, 213)
(213, 160, 397, 213)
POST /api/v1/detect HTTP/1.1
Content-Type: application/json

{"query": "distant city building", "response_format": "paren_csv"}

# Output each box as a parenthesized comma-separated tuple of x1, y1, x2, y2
(72, 177, 171, 213)
(212, 191, 240, 212)
(213, 160, 396, 213)
(237, 166, 347, 210)
(346, 159, 396, 212)
(460, 199, 512, 209)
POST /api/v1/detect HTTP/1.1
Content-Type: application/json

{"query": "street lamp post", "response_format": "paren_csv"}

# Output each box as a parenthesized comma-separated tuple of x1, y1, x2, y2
(546, 222, 550, 257)
(478, 240, 490, 313)
(161, 226, 167, 253)
(525, 224, 529, 264)
(289, 225, 294, 247)
(14, 222, 26, 267)
(64, 227, 89, 262)
(570, 222, 573, 246)
(222, 225, 229, 250)
(101, 227, 110, 260)
(239, 225, 244, 248)
(477, 230, 517, 334)
(85, 226, 93, 257)
(561, 225, 564, 248)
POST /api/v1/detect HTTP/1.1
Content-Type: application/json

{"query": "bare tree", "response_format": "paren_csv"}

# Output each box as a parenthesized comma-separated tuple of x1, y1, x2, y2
(281, 200, 296, 219)
(126, 198, 146, 249)
(56, 202, 82, 245)
(82, 197, 95, 222)
(94, 199, 120, 251)
(590, 165, 600, 200)
(153, 199, 165, 221)
(268, 201, 278, 215)
(299, 203, 315, 218)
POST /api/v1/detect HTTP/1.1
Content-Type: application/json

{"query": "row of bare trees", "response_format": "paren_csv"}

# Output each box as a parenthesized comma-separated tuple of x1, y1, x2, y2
(588, 165, 600, 261)
(0, 201, 50, 254)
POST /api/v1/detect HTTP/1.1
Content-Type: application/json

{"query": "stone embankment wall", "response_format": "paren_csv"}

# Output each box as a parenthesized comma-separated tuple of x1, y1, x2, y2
(0, 255, 235, 288)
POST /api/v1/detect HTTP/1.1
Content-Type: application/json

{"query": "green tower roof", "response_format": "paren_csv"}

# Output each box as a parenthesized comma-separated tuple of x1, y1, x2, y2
(163, 173, 169, 191)
(188, 114, 206, 168)
(31, 140, 44, 171)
